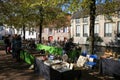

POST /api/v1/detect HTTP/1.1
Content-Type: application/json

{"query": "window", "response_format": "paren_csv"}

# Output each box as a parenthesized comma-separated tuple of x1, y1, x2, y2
(63, 27, 65, 33)
(31, 28, 34, 35)
(118, 21, 120, 33)
(75, 19, 80, 24)
(76, 25, 80, 37)
(83, 24, 88, 37)
(117, 21, 120, 37)
(83, 17, 88, 23)
(49, 28, 52, 35)
(29, 28, 34, 35)
(57, 29, 61, 33)
(94, 24, 99, 36)
(104, 23, 112, 37)
(95, 16, 99, 21)
(118, 11, 120, 18)
(63, 27, 69, 33)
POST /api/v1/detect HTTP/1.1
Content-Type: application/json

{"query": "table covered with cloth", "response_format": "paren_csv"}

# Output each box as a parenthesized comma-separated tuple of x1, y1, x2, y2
(20, 44, 81, 65)
(34, 57, 81, 80)
(20, 50, 35, 64)
(36, 44, 63, 55)
(36, 44, 81, 61)
(99, 58, 120, 77)
(20, 49, 46, 64)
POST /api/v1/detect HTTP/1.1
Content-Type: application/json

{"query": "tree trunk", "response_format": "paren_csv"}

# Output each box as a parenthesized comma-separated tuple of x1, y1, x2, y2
(89, 0, 96, 54)
(39, 7, 43, 43)
(23, 24, 25, 40)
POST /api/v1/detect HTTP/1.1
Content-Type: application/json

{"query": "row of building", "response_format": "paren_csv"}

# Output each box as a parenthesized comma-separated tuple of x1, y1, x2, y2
(1, 11, 120, 47)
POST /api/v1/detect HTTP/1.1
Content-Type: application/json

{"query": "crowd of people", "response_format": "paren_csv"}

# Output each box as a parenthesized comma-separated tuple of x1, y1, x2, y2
(3, 34, 22, 62)
(3, 34, 81, 62)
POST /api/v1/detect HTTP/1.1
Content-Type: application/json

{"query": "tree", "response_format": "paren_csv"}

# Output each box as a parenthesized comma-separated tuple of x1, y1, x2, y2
(63, 0, 120, 54)
(89, 0, 96, 54)
(0, 0, 70, 42)
(9, 0, 36, 40)
(29, 0, 70, 43)
(63, 0, 96, 54)
(0, 0, 31, 39)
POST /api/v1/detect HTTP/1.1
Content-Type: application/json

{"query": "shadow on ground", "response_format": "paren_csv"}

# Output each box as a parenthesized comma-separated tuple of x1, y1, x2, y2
(0, 54, 44, 80)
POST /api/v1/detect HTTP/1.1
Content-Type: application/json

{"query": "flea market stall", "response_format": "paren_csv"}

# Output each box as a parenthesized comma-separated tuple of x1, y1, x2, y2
(99, 58, 120, 77)
(20, 44, 82, 80)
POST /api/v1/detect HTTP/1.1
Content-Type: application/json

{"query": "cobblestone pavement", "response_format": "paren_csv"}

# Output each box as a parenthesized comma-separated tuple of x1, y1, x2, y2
(0, 50, 117, 80)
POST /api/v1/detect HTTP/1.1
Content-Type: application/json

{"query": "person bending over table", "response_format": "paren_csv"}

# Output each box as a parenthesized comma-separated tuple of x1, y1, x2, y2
(100, 49, 113, 59)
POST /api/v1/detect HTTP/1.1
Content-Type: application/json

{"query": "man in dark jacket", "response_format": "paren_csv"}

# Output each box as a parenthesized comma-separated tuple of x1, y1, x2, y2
(14, 35, 22, 62)
(63, 38, 76, 54)
(4, 35, 11, 54)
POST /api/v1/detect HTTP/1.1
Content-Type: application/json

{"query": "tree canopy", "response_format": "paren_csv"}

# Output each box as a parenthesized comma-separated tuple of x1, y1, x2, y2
(1, 0, 120, 48)
(0, 0, 71, 28)
(0, 0, 71, 42)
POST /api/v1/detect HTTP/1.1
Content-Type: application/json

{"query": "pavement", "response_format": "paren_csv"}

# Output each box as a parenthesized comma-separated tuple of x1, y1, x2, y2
(0, 50, 45, 80)
(0, 50, 117, 80)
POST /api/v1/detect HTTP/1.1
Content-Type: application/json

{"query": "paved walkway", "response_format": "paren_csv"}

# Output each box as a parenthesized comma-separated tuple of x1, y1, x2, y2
(0, 51, 45, 80)
(0, 50, 116, 80)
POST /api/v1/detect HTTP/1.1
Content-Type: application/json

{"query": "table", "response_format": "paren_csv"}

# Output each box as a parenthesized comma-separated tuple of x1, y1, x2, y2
(34, 57, 81, 80)
(20, 49, 42, 64)
(36, 44, 63, 55)
(99, 58, 120, 77)
(20, 50, 35, 64)
(36, 44, 81, 61)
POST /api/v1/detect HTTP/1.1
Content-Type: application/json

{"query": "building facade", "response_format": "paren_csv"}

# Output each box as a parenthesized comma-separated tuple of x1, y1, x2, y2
(0, 25, 9, 39)
(71, 12, 120, 46)
(0, 25, 37, 40)
(42, 27, 71, 42)
(1, 24, 70, 42)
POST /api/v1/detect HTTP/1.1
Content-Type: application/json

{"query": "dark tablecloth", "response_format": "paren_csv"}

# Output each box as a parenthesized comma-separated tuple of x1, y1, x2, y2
(34, 58, 81, 80)
(99, 58, 120, 76)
